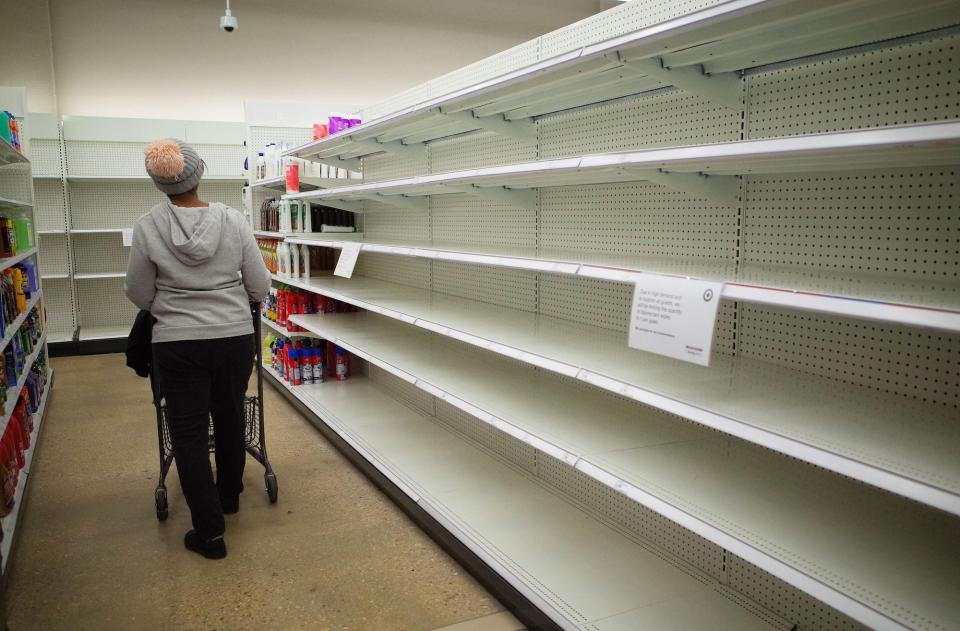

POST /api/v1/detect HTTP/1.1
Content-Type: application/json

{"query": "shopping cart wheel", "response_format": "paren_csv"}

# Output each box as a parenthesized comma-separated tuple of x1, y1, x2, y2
(265, 472, 278, 504)
(155, 487, 169, 521)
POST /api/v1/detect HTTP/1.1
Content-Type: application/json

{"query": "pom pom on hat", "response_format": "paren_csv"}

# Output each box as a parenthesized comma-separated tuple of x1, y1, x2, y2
(144, 139, 185, 178)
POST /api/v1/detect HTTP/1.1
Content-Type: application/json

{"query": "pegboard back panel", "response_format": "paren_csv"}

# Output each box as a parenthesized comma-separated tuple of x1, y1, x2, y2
(727, 555, 868, 631)
(40, 279, 76, 342)
(32, 179, 68, 233)
(745, 30, 960, 139)
(361, 208, 430, 244)
(361, 150, 429, 183)
(75, 276, 138, 329)
(539, 183, 739, 262)
(367, 364, 436, 416)
(430, 195, 536, 249)
(536, 273, 737, 357)
(736, 305, 960, 409)
(355, 252, 431, 289)
(68, 181, 243, 230)
(38, 234, 70, 276)
(0, 165, 33, 204)
(249, 125, 313, 154)
(539, 88, 740, 158)
(358, 83, 431, 124)
(27, 138, 63, 178)
(535, 452, 726, 580)
(435, 399, 538, 475)
(742, 168, 959, 285)
(539, 0, 725, 59)
(431, 261, 538, 313)
(72, 233, 129, 275)
(430, 130, 537, 173)
(65, 141, 243, 177)
(427, 39, 540, 102)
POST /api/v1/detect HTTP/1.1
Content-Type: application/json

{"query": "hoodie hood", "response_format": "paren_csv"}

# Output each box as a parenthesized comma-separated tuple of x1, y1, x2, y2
(150, 202, 225, 266)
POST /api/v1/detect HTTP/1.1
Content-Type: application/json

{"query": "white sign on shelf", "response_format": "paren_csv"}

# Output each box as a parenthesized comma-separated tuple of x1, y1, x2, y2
(121, 228, 133, 247)
(334, 242, 362, 278)
(628, 275, 723, 366)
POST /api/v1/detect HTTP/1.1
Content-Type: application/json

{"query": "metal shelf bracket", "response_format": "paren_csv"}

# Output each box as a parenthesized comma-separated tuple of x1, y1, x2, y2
(641, 170, 740, 206)
(622, 57, 741, 109)
(442, 110, 537, 142)
(447, 184, 538, 211)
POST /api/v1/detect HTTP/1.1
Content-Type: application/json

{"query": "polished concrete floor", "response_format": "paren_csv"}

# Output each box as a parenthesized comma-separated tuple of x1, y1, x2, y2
(5, 354, 521, 631)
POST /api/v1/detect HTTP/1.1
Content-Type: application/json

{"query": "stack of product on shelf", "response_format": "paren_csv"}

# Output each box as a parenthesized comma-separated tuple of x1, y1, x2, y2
(1, 307, 44, 406)
(257, 238, 280, 274)
(0, 262, 39, 338)
(0, 215, 34, 260)
(0, 348, 48, 517)
(264, 334, 351, 386)
(275, 242, 341, 281)
(263, 285, 357, 332)
(257, 197, 357, 235)
(0, 112, 22, 153)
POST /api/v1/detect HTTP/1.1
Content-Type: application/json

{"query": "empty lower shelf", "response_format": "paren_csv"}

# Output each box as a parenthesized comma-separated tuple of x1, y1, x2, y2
(265, 367, 781, 631)
(289, 311, 960, 631)
(275, 274, 960, 516)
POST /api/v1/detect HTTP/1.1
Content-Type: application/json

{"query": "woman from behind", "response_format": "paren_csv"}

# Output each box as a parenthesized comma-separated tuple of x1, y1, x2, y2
(124, 139, 270, 559)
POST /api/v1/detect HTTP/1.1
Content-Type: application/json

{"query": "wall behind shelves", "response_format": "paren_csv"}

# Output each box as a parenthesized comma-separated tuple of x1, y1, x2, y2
(3, 0, 619, 121)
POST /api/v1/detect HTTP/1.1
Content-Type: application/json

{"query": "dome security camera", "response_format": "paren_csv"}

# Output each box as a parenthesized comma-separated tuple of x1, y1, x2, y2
(220, 1, 237, 32)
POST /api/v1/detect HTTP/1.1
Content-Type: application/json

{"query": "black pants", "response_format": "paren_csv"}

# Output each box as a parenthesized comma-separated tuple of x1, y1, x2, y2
(153, 334, 254, 539)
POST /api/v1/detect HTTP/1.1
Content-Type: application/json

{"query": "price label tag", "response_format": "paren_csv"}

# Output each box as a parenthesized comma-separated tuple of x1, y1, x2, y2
(629, 275, 723, 366)
(334, 242, 361, 278)
(121, 228, 134, 247)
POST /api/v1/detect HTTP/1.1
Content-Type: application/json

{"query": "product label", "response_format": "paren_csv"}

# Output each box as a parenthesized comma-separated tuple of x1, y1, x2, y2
(334, 242, 362, 278)
(628, 275, 723, 367)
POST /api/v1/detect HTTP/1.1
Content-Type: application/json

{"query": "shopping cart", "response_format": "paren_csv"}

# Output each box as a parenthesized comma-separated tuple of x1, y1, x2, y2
(151, 303, 277, 521)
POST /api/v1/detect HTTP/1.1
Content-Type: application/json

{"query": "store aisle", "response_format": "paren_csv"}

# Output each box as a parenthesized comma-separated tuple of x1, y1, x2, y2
(5, 354, 517, 631)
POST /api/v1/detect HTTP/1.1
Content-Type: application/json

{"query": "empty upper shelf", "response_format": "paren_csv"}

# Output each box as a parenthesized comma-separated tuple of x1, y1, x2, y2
(285, 122, 960, 209)
(285, 0, 958, 167)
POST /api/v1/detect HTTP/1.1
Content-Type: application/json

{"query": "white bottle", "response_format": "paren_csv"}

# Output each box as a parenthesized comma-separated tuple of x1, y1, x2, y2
(300, 244, 311, 279)
(279, 200, 291, 233)
(290, 200, 300, 232)
(290, 242, 300, 279)
(302, 201, 312, 233)
(256, 152, 265, 180)
(277, 241, 289, 276)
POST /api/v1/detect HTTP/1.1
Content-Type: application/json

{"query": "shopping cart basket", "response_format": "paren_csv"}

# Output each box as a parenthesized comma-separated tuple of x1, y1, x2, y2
(151, 303, 277, 521)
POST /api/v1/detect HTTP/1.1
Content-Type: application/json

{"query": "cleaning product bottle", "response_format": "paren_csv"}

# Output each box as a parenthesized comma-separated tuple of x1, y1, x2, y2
(256, 152, 265, 180)
(302, 202, 312, 233)
(285, 289, 297, 331)
(313, 347, 324, 383)
(278, 241, 291, 277)
(301, 347, 314, 385)
(300, 244, 311, 279)
(288, 348, 300, 385)
(335, 346, 350, 381)
(290, 242, 300, 279)
(277, 285, 287, 327)
(290, 200, 300, 233)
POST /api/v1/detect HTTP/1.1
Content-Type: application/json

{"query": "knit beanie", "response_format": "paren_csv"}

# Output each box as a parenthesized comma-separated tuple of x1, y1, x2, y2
(144, 138, 205, 195)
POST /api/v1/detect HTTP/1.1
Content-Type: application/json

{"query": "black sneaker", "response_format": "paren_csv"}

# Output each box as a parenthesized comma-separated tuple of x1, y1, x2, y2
(220, 495, 240, 515)
(184, 530, 227, 559)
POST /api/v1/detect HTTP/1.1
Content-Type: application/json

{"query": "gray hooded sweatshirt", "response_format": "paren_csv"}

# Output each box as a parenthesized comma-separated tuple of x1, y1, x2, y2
(124, 202, 271, 343)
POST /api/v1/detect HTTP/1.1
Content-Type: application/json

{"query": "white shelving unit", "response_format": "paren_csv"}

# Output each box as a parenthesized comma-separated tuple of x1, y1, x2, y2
(60, 116, 246, 342)
(0, 87, 54, 575)
(260, 3, 960, 631)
